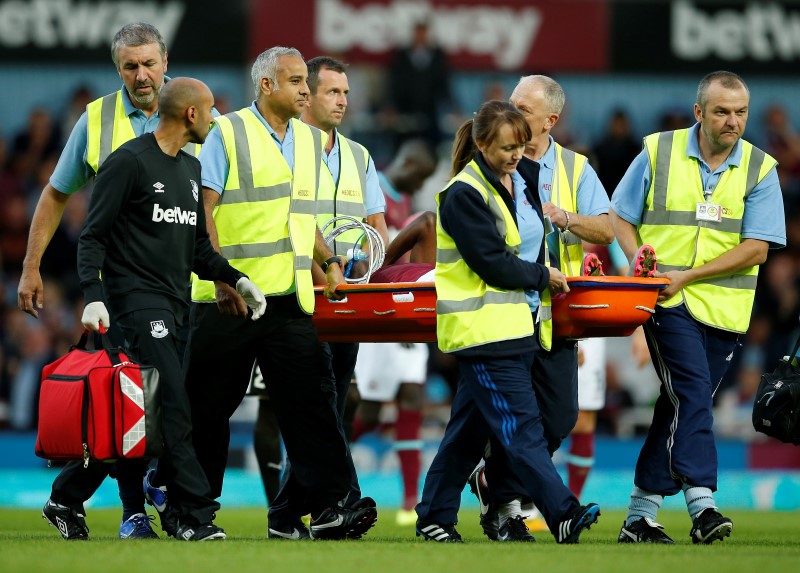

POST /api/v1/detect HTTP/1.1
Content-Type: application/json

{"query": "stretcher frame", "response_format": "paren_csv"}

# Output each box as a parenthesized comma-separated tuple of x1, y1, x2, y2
(313, 276, 669, 343)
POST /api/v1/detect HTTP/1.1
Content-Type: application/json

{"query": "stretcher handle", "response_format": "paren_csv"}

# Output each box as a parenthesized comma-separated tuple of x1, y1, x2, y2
(568, 304, 610, 310)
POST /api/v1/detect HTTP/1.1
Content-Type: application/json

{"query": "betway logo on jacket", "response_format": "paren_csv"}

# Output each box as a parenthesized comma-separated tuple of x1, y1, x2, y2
(152, 204, 196, 226)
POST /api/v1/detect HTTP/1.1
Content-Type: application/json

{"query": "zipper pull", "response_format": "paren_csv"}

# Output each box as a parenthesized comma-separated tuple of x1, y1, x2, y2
(83, 443, 90, 468)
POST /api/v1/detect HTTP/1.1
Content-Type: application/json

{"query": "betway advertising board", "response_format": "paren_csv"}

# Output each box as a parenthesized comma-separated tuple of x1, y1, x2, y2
(3, 0, 798, 73)
(0, 0, 246, 63)
(612, 0, 800, 73)
(250, 0, 609, 72)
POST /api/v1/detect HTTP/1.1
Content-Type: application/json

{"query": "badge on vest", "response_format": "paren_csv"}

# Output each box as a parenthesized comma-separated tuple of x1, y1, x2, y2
(696, 202, 722, 222)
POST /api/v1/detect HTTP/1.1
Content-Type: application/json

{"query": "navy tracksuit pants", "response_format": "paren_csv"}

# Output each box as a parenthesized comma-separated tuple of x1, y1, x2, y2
(476, 322, 578, 506)
(637, 304, 738, 495)
(416, 342, 579, 533)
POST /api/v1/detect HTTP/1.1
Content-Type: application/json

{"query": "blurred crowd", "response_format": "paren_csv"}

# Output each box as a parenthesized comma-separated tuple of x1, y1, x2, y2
(1, 72, 799, 441)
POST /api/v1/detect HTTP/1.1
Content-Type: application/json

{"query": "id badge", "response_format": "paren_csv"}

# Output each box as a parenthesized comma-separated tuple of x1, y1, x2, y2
(696, 202, 722, 222)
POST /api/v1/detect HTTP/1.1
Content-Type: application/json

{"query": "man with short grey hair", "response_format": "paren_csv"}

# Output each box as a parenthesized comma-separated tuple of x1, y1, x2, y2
(184, 46, 378, 541)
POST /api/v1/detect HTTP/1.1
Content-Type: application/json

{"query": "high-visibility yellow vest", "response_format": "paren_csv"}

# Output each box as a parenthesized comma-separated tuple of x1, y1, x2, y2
(639, 128, 777, 333)
(316, 132, 370, 256)
(190, 110, 326, 314)
(86, 90, 199, 174)
(435, 160, 534, 353)
(537, 143, 587, 350)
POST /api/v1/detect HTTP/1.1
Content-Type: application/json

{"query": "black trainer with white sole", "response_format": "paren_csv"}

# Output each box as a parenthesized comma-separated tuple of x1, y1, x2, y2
(690, 508, 733, 544)
(497, 515, 536, 542)
(309, 506, 378, 540)
(268, 520, 311, 540)
(416, 521, 464, 543)
(42, 499, 89, 540)
(176, 521, 226, 541)
(467, 466, 500, 540)
(618, 517, 674, 544)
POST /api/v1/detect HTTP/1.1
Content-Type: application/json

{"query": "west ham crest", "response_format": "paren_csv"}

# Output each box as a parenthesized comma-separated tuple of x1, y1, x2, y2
(150, 320, 169, 339)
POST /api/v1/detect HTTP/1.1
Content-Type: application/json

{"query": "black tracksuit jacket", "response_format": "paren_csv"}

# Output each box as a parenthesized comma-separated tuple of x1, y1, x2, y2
(78, 133, 243, 324)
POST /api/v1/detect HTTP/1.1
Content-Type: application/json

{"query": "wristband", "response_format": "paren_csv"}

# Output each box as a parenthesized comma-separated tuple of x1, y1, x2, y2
(321, 256, 343, 273)
(562, 210, 571, 232)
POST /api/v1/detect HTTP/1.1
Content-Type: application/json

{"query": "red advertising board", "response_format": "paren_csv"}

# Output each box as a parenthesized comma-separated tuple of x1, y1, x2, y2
(250, 0, 609, 72)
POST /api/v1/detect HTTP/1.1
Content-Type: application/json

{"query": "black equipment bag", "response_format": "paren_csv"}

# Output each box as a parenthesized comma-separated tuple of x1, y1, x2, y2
(752, 333, 800, 445)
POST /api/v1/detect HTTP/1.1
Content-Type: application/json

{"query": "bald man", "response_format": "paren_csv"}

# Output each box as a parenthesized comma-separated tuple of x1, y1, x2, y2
(43, 77, 266, 541)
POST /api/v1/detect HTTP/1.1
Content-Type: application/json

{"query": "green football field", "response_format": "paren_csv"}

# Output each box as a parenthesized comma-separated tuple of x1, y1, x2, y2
(3, 508, 798, 573)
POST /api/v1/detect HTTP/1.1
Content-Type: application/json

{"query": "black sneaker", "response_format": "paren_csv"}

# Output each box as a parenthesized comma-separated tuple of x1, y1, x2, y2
(268, 519, 311, 540)
(497, 515, 536, 542)
(556, 503, 600, 544)
(416, 521, 464, 543)
(176, 520, 226, 541)
(468, 466, 499, 540)
(309, 506, 378, 540)
(42, 499, 89, 540)
(690, 508, 733, 544)
(345, 497, 377, 539)
(480, 508, 500, 541)
(350, 496, 377, 510)
(618, 518, 674, 544)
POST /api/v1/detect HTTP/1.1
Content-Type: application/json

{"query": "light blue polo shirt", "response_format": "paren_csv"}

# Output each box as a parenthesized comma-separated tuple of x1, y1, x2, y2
(512, 170, 544, 312)
(52, 78, 221, 195)
(50, 85, 162, 194)
(611, 123, 786, 248)
(325, 129, 386, 216)
(535, 135, 609, 216)
(199, 102, 294, 194)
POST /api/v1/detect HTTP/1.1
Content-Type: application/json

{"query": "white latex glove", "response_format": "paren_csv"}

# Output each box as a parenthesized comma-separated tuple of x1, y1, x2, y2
(81, 301, 111, 332)
(236, 277, 267, 320)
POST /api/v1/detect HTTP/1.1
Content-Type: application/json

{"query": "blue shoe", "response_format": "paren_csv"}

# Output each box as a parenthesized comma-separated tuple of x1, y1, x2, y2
(143, 469, 178, 537)
(119, 513, 159, 539)
(556, 503, 600, 544)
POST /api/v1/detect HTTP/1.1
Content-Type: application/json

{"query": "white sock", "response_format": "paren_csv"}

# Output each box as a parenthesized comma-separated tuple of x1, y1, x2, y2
(498, 498, 522, 525)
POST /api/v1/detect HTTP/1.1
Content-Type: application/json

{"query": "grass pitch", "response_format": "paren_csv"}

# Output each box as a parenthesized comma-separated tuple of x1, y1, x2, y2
(2, 508, 798, 573)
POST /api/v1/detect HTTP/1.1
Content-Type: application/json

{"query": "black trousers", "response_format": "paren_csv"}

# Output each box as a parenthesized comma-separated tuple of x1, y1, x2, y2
(268, 341, 362, 524)
(50, 459, 148, 515)
(184, 297, 351, 516)
(483, 322, 579, 504)
(51, 308, 218, 523)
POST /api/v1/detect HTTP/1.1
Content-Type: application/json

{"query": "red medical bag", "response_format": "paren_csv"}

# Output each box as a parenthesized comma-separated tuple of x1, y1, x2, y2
(35, 330, 163, 465)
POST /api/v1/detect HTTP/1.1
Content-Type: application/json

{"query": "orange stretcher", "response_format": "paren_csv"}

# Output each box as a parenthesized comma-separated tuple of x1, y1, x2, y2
(314, 283, 437, 343)
(551, 276, 669, 339)
(312, 277, 669, 343)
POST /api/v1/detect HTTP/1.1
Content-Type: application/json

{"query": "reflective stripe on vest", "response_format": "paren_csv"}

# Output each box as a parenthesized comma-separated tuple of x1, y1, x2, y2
(190, 110, 324, 314)
(316, 134, 370, 256)
(549, 143, 587, 276)
(86, 91, 201, 174)
(639, 128, 777, 332)
(435, 161, 533, 353)
(537, 143, 588, 350)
